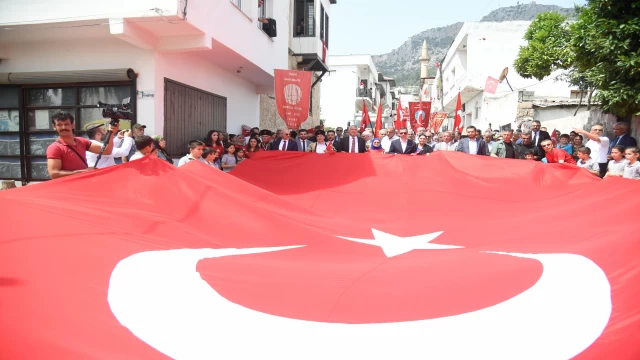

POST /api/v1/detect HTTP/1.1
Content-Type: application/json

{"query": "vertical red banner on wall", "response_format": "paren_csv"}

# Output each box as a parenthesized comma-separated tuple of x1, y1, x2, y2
(275, 70, 313, 129)
(408, 101, 432, 131)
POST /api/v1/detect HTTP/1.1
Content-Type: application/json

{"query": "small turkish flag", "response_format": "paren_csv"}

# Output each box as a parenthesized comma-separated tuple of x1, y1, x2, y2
(485, 76, 499, 94)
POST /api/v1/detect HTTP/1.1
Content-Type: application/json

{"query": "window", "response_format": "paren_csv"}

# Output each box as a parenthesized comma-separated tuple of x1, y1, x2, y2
(258, 0, 267, 29)
(0, 84, 135, 182)
(230, 0, 243, 11)
(320, 5, 325, 40)
(324, 12, 329, 49)
(294, 0, 315, 37)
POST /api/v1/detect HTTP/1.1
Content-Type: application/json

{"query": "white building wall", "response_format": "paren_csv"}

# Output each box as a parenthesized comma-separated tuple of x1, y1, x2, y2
(0, 0, 179, 24)
(0, 37, 157, 132)
(320, 65, 358, 128)
(154, 51, 260, 136)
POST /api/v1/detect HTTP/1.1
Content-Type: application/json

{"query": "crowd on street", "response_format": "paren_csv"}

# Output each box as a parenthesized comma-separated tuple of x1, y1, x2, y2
(45, 112, 640, 180)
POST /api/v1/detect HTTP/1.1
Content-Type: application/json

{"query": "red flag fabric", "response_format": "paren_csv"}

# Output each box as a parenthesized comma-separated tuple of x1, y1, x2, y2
(485, 77, 499, 94)
(360, 101, 371, 133)
(275, 69, 312, 129)
(430, 112, 448, 133)
(395, 99, 405, 130)
(453, 92, 463, 134)
(2, 154, 640, 359)
(550, 128, 558, 146)
(374, 98, 383, 138)
(409, 101, 432, 131)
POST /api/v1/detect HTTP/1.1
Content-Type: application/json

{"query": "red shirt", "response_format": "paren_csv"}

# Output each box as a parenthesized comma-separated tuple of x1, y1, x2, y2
(545, 148, 576, 165)
(46, 137, 92, 171)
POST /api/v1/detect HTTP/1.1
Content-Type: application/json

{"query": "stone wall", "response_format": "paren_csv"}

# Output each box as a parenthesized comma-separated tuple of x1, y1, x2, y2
(259, 51, 322, 131)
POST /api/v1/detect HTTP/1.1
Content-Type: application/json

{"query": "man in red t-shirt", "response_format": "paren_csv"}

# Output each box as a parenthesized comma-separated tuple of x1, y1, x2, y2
(46, 112, 119, 179)
(541, 139, 576, 165)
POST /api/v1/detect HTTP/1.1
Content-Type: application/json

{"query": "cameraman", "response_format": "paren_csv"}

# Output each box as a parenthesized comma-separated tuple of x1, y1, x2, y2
(46, 112, 119, 179)
(85, 123, 134, 169)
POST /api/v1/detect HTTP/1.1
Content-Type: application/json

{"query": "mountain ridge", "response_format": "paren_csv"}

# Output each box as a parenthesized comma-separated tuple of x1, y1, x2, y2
(372, 4, 576, 87)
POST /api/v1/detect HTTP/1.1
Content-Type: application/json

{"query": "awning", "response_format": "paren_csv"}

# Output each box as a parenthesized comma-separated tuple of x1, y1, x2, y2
(0, 68, 136, 84)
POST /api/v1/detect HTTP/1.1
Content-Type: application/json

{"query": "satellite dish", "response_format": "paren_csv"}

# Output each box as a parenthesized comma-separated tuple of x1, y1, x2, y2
(498, 67, 509, 83)
(498, 67, 513, 91)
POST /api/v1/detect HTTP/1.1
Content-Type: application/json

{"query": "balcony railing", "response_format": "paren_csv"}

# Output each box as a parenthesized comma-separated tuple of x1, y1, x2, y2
(356, 88, 372, 100)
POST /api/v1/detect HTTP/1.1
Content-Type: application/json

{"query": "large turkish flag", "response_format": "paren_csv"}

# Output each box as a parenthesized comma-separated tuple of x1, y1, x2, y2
(1, 153, 639, 359)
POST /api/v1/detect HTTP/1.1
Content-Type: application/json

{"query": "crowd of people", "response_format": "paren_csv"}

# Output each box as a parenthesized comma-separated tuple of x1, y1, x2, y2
(45, 112, 640, 181)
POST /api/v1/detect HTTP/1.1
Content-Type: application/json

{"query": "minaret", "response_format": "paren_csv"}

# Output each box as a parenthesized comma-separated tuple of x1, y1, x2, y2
(420, 39, 430, 99)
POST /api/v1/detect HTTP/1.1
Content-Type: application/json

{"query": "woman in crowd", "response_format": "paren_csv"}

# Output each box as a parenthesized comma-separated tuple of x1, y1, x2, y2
(245, 137, 260, 158)
(605, 145, 627, 177)
(415, 134, 434, 155)
(369, 138, 384, 153)
(221, 143, 238, 172)
(153, 136, 174, 164)
(204, 130, 225, 155)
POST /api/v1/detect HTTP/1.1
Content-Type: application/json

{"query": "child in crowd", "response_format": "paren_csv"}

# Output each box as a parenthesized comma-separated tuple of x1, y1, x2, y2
(623, 147, 640, 179)
(177, 140, 205, 167)
(575, 147, 600, 176)
(221, 143, 237, 172)
(524, 150, 535, 161)
(557, 134, 573, 155)
(236, 148, 246, 165)
(129, 135, 155, 161)
(605, 145, 627, 177)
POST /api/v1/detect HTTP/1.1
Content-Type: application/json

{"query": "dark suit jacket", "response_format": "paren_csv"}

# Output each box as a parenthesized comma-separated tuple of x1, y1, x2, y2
(532, 130, 551, 152)
(611, 134, 638, 149)
(388, 139, 418, 154)
(455, 137, 488, 156)
(337, 136, 367, 153)
(270, 138, 298, 151)
(416, 144, 434, 155)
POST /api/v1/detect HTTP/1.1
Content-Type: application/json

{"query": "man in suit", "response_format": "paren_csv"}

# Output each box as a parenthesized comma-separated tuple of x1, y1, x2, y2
(270, 129, 298, 151)
(388, 128, 417, 154)
(610, 122, 637, 154)
(455, 125, 487, 156)
(296, 129, 311, 151)
(530, 120, 551, 153)
(337, 125, 367, 153)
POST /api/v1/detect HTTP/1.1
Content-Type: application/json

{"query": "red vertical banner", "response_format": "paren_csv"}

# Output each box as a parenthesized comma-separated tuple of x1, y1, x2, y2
(453, 93, 464, 134)
(408, 101, 432, 131)
(275, 70, 313, 129)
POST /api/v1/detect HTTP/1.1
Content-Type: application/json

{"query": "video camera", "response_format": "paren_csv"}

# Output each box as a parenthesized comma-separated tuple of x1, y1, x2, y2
(97, 98, 132, 127)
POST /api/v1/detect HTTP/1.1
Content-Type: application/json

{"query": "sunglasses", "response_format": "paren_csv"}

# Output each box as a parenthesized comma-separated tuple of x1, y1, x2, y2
(399, 132, 407, 135)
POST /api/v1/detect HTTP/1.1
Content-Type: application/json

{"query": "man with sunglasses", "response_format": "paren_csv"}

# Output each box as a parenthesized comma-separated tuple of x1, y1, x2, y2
(541, 139, 576, 165)
(574, 124, 610, 177)
(388, 128, 417, 154)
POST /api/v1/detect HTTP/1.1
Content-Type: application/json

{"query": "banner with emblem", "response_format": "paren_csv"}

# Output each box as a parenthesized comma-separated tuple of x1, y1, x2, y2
(408, 101, 431, 131)
(274, 70, 313, 129)
(430, 112, 448, 133)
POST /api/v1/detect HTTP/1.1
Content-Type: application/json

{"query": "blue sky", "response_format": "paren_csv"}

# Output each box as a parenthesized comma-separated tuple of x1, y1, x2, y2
(329, 0, 586, 55)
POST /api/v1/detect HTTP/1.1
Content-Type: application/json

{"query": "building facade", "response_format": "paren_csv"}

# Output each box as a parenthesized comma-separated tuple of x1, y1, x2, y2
(259, 0, 336, 131)
(430, 21, 580, 133)
(0, 0, 288, 182)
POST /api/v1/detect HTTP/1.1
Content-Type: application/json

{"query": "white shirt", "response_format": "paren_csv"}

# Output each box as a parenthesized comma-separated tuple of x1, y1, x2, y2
(315, 142, 327, 153)
(178, 154, 205, 167)
(86, 137, 134, 168)
(532, 131, 541, 146)
(586, 136, 610, 163)
(299, 139, 308, 151)
(400, 139, 408, 153)
(129, 151, 145, 161)
(381, 135, 399, 152)
(348, 136, 359, 153)
(279, 139, 290, 151)
(434, 142, 456, 151)
(468, 138, 478, 155)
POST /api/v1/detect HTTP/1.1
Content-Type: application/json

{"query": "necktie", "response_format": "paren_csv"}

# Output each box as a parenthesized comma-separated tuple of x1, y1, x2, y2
(302, 140, 305, 151)
(533, 132, 538, 146)
(351, 137, 356, 153)
(282, 140, 287, 151)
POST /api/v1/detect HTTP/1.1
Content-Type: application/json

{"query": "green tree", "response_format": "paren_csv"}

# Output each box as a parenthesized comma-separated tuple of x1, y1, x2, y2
(571, 0, 640, 117)
(514, 12, 574, 80)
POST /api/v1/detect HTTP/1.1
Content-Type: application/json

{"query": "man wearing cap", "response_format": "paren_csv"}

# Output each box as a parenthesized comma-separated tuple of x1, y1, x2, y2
(307, 130, 336, 154)
(46, 112, 119, 179)
(86, 123, 135, 168)
(259, 130, 272, 151)
(123, 123, 146, 162)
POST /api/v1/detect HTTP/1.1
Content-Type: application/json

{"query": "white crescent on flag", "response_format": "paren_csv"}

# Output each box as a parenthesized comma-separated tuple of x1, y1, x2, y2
(108, 236, 611, 360)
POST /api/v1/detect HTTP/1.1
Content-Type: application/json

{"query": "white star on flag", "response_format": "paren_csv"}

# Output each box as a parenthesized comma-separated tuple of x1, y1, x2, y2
(338, 229, 461, 258)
